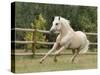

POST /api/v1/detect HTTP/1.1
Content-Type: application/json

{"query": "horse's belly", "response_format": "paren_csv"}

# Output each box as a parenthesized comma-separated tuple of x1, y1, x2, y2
(69, 43, 80, 49)
(69, 37, 81, 49)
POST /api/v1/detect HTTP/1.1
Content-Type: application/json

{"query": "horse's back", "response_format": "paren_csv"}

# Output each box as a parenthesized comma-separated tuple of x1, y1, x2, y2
(75, 31, 87, 38)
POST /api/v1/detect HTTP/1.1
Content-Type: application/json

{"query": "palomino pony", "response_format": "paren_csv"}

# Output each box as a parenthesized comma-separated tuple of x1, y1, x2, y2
(40, 16, 89, 63)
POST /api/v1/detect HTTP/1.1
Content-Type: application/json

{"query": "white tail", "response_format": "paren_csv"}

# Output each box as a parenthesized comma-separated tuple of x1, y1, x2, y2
(79, 40, 89, 54)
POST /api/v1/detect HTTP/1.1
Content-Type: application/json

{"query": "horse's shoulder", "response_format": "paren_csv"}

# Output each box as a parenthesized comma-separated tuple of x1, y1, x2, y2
(57, 34, 61, 38)
(56, 34, 61, 41)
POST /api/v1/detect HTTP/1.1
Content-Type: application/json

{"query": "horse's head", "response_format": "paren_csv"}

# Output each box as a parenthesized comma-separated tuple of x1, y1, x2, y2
(50, 16, 62, 33)
(50, 16, 72, 33)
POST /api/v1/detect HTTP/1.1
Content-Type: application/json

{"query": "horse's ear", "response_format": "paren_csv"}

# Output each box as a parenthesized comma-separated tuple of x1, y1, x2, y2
(58, 16, 60, 20)
(51, 16, 54, 21)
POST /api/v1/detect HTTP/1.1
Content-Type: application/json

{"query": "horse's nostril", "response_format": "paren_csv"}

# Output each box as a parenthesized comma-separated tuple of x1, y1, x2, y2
(50, 30, 53, 33)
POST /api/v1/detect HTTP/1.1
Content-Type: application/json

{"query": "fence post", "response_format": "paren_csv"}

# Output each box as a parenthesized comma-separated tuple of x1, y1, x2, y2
(32, 23, 36, 57)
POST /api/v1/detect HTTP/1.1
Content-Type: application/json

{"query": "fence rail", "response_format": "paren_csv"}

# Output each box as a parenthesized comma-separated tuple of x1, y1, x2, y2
(12, 28, 97, 35)
(12, 41, 97, 45)
(12, 52, 97, 56)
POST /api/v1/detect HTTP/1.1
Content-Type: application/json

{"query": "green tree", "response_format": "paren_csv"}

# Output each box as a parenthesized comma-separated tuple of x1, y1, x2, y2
(25, 14, 47, 49)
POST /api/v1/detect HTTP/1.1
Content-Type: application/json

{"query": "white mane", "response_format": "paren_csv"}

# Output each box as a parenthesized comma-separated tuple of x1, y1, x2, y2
(60, 17, 70, 25)
(54, 16, 70, 25)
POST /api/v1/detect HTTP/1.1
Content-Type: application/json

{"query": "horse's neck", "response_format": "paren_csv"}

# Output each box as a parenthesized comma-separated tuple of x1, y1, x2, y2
(60, 24, 74, 37)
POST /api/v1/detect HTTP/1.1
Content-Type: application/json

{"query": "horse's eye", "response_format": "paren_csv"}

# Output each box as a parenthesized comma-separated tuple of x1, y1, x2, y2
(56, 23, 59, 25)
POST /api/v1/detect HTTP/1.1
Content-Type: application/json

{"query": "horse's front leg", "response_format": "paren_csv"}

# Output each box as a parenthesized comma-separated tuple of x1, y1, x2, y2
(40, 43, 58, 63)
(54, 46, 65, 62)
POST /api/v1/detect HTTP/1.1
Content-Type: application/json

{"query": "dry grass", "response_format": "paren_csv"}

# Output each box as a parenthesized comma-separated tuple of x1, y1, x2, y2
(14, 54, 97, 73)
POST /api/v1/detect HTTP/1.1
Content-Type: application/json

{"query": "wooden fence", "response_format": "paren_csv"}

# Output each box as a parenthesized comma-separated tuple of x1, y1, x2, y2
(11, 28, 97, 56)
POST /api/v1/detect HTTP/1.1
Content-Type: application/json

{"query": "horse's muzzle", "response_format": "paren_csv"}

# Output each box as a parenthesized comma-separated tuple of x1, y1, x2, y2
(50, 29, 55, 33)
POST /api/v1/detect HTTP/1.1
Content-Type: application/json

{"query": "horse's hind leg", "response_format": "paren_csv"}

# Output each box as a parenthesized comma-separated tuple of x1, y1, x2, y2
(72, 49, 75, 55)
(70, 49, 79, 63)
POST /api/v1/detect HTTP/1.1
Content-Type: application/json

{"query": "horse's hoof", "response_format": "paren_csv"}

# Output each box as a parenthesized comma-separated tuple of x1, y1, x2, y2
(54, 58, 58, 62)
(71, 61, 74, 64)
(39, 59, 44, 64)
(70, 59, 76, 64)
(40, 61, 43, 64)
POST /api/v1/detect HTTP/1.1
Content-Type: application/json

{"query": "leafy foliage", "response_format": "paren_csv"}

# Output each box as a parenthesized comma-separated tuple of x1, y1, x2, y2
(25, 14, 47, 49)
(15, 2, 97, 49)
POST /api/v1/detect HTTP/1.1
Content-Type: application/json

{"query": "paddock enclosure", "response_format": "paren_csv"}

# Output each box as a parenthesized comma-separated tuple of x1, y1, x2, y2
(11, 27, 97, 73)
